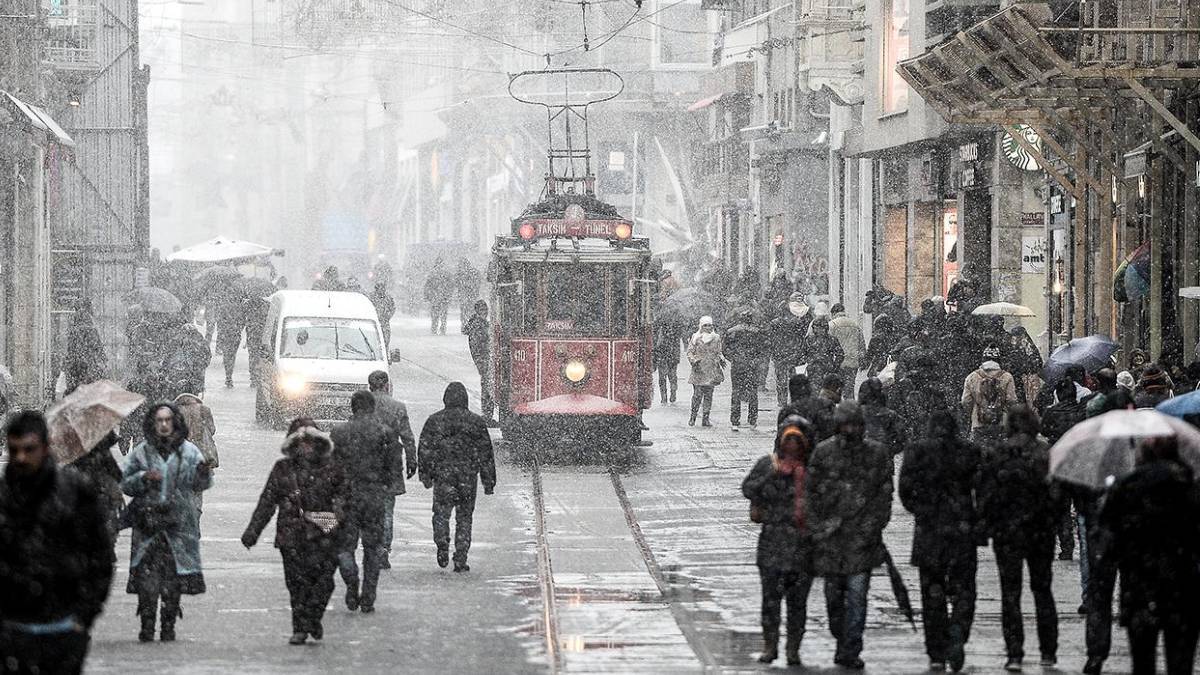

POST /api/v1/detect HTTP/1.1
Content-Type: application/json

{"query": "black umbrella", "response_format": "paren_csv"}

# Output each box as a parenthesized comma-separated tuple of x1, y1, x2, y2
(663, 287, 719, 329)
(882, 546, 917, 632)
(237, 276, 277, 301)
(124, 286, 183, 315)
(1043, 335, 1119, 382)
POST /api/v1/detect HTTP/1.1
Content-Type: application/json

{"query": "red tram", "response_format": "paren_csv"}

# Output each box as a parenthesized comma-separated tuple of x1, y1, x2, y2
(489, 197, 655, 446)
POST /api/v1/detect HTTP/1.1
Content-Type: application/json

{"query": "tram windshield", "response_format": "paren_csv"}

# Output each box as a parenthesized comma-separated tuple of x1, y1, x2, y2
(509, 263, 635, 337)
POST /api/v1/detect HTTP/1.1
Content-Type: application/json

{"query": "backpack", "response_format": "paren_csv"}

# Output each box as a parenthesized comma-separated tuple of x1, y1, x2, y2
(977, 374, 1006, 426)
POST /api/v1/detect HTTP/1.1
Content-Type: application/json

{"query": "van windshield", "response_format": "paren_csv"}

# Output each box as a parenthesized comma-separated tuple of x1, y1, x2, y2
(280, 318, 381, 361)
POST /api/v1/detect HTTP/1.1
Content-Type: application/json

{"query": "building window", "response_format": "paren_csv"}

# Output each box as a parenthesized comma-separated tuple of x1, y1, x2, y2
(653, 0, 710, 68)
(881, 0, 910, 114)
(44, 0, 99, 69)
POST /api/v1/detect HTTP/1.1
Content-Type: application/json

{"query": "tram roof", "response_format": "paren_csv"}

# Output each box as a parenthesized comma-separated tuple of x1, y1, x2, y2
(492, 236, 651, 263)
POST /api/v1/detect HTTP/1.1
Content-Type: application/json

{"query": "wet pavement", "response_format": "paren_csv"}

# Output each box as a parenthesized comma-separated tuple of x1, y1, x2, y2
(84, 315, 1135, 673)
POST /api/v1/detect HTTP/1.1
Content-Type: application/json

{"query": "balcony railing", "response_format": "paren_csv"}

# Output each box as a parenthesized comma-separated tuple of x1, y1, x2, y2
(43, 0, 99, 70)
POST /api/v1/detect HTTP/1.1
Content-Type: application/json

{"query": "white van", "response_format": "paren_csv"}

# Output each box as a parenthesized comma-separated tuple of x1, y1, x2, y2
(255, 290, 387, 425)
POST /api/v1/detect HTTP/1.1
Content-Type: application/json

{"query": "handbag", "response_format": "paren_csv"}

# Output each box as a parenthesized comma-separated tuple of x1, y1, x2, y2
(289, 471, 339, 537)
(130, 452, 179, 534)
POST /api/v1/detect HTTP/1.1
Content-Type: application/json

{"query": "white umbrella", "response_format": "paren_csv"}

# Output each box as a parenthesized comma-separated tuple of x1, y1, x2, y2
(166, 236, 278, 263)
(1049, 409, 1200, 489)
(1179, 286, 1200, 299)
(46, 380, 145, 464)
(972, 301, 1036, 317)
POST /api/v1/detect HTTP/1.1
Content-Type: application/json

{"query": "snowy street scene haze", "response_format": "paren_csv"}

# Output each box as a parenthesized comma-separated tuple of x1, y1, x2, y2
(4, 1, 1200, 674)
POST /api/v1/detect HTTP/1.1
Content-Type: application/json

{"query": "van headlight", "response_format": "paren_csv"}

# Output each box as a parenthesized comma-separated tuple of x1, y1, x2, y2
(278, 373, 309, 398)
(563, 359, 588, 384)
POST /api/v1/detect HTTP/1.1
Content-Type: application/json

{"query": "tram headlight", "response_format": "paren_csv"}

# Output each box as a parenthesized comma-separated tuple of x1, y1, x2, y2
(563, 359, 588, 384)
(518, 223, 537, 240)
(278, 372, 309, 399)
(614, 222, 632, 240)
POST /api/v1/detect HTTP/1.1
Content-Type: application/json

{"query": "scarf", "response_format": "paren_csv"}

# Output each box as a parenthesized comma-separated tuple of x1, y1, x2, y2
(772, 428, 810, 530)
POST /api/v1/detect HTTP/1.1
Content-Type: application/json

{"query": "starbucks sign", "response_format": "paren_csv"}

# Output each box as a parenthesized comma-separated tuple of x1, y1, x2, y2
(1001, 125, 1042, 171)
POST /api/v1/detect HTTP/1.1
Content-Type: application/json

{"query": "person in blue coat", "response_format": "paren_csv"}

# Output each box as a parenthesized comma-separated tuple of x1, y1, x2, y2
(122, 402, 213, 642)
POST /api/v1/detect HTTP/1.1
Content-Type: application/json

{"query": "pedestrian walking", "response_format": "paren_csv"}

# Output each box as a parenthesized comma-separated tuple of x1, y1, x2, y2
(418, 382, 497, 572)
(828, 303, 866, 399)
(976, 405, 1060, 671)
(63, 301, 108, 394)
(312, 266, 345, 292)
(244, 295, 269, 388)
(725, 309, 767, 431)
(0, 411, 115, 674)
(121, 403, 213, 642)
(767, 293, 811, 407)
(242, 418, 348, 645)
(777, 373, 836, 441)
(864, 314, 899, 377)
(1099, 435, 1200, 675)
(961, 349, 1018, 445)
(455, 259, 482, 327)
(1008, 326, 1045, 404)
(331, 392, 399, 613)
(686, 316, 724, 427)
(367, 370, 418, 569)
(799, 316, 844, 389)
(857, 377, 905, 456)
(899, 410, 981, 672)
(742, 415, 817, 667)
(1133, 364, 1174, 408)
(161, 315, 211, 396)
(652, 311, 684, 405)
(424, 260, 453, 335)
(1041, 379, 1087, 562)
(70, 431, 125, 544)
(464, 300, 497, 423)
(370, 282, 396, 350)
(807, 401, 894, 669)
(215, 300, 245, 389)
(175, 391, 217, 517)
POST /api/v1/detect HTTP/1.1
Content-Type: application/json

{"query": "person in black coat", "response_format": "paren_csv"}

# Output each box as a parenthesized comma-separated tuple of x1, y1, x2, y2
(1041, 378, 1086, 563)
(900, 410, 981, 672)
(330, 392, 398, 613)
(367, 370, 418, 569)
(799, 316, 843, 389)
(777, 373, 836, 442)
(1099, 436, 1200, 675)
(976, 405, 1061, 671)
(0, 411, 115, 674)
(63, 301, 108, 394)
(858, 378, 905, 457)
(242, 419, 348, 644)
(724, 310, 767, 430)
(418, 382, 497, 572)
(864, 313, 899, 377)
(742, 415, 817, 667)
(463, 300, 496, 421)
(652, 310, 685, 405)
(892, 355, 949, 445)
(767, 294, 811, 407)
(69, 431, 124, 544)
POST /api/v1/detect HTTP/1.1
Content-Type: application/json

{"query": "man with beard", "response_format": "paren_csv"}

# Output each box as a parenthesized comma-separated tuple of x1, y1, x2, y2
(0, 412, 114, 673)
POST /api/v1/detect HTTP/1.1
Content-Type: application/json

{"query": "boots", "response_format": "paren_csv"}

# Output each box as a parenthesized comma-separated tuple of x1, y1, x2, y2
(757, 629, 779, 664)
(688, 412, 697, 426)
(159, 598, 179, 642)
(701, 414, 712, 427)
(138, 609, 156, 643)
(785, 631, 802, 666)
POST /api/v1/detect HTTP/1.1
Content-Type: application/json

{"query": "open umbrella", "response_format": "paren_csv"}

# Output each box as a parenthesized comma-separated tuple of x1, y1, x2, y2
(972, 301, 1035, 317)
(166, 236, 278, 263)
(237, 276, 277, 301)
(1179, 287, 1200, 300)
(1156, 390, 1200, 420)
(45, 380, 145, 464)
(194, 265, 242, 284)
(1043, 335, 1120, 383)
(881, 546, 917, 631)
(1049, 409, 1200, 489)
(125, 286, 183, 315)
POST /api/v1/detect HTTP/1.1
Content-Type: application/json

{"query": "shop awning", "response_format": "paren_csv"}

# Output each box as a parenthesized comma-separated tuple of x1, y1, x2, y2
(1, 91, 75, 147)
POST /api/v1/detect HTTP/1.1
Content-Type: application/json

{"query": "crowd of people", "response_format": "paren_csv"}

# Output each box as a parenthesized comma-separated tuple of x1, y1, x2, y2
(0, 370, 497, 671)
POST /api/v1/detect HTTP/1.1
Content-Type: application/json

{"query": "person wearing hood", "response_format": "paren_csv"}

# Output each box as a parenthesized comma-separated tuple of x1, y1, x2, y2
(799, 316, 844, 390)
(63, 301, 108, 394)
(1127, 348, 1149, 380)
(1008, 326, 1045, 404)
(418, 382, 497, 572)
(1099, 435, 1200, 675)
(900, 410, 982, 673)
(864, 313, 899, 377)
(961, 347, 1018, 444)
(976, 405, 1061, 671)
(242, 418, 348, 645)
(685, 316, 725, 427)
(767, 293, 811, 407)
(0, 412, 115, 674)
(893, 354, 949, 442)
(807, 401, 894, 669)
(828, 303, 866, 399)
(725, 309, 768, 431)
(778, 373, 836, 441)
(742, 415, 817, 666)
(121, 402, 213, 642)
(858, 377, 905, 457)
(330, 391, 398, 613)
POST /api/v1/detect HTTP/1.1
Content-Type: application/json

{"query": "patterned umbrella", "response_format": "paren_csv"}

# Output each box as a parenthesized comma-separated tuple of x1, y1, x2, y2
(46, 380, 145, 464)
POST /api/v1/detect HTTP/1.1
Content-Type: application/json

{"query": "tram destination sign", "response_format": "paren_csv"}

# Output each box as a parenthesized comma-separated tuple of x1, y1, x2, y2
(517, 218, 632, 240)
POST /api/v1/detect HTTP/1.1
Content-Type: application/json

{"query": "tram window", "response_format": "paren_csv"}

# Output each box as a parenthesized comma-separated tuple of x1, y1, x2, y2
(542, 265, 607, 334)
(610, 268, 630, 335)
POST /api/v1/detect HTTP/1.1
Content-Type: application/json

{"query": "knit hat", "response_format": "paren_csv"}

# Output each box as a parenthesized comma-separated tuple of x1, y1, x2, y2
(981, 360, 1001, 371)
(1116, 370, 1135, 389)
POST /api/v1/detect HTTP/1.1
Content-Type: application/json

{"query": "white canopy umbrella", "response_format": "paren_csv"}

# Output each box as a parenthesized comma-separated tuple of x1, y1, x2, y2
(972, 301, 1036, 317)
(1179, 286, 1200, 299)
(166, 236, 278, 263)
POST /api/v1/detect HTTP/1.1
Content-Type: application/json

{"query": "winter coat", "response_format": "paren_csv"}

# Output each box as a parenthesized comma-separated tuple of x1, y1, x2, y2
(900, 436, 981, 568)
(806, 434, 894, 575)
(828, 313, 866, 370)
(961, 368, 1018, 430)
(892, 376, 948, 442)
(370, 289, 396, 326)
(161, 324, 211, 390)
(686, 334, 725, 387)
(372, 391, 418, 495)
(418, 383, 497, 495)
(464, 314, 490, 367)
(331, 413, 399, 504)
(799, 333, 844, 385)
(975, 433, 1060, 548)
(742, 455, 810, 572)
(767, 310, 810, 363)
(70, 432, 124, 540)
(121, 405, 212, 577)
(723, 322, 767, 374)
(862, 402, 906, 456)
(1100, 459, 1200, 627)
(1041, 399, 1086, 445)
(0, 460, 115, 628)
(175, 394, 218, 468)
(865, 317, 899, 375)
(652, 316, 684, 368)
(242, 426, 348, 551)
(64, 316, 107, 392)
(777, 394, 836, 441)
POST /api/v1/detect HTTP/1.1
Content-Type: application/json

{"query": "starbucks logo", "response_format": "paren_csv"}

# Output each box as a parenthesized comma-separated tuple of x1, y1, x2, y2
(1002, 125, 1042, 171)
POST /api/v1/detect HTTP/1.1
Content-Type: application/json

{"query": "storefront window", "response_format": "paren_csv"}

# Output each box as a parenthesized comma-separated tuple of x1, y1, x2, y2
(882, 0, 910, 114)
